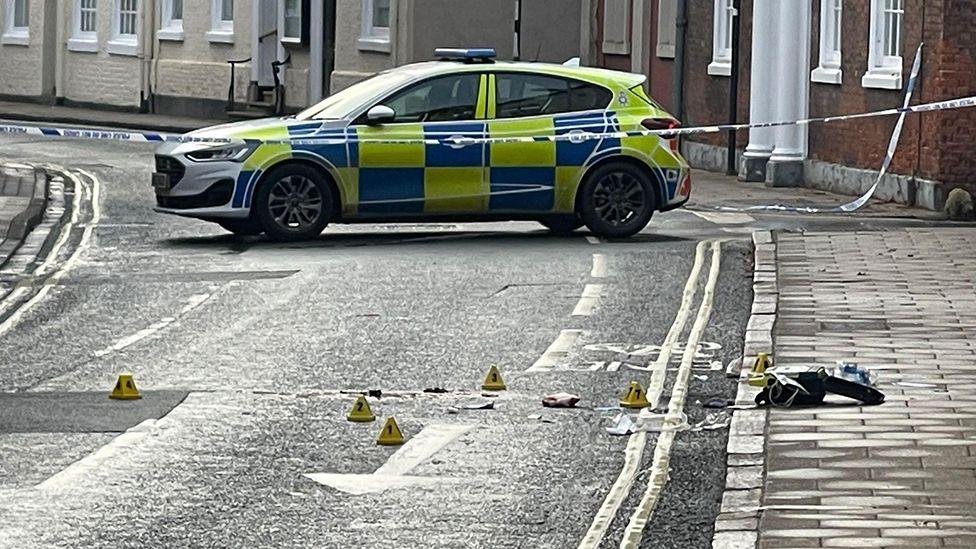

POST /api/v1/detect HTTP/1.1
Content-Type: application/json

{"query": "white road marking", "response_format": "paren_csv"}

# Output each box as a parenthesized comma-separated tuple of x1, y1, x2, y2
(576, 241, 711, 549)
(591, 253, 608, 278)
(687, 210, 755, 225)
(0, 169, 98, 340)
(92, 293, 212, 358)
(586, 236, 601, 245)
(527, 329, 583, 372)
(572, 284, 604, 316)
(645, 240, 708, 410)
(36, 419, 157, 491)
(305, 423, 472, 495)
(620, 241, 723, 548)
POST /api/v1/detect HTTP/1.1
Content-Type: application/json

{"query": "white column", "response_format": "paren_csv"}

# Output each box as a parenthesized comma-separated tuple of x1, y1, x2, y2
(742, 0, 777, 162)
(251, 0, 262, 83)
(769, 0, 810, 162)
(309, 0, 325, 103)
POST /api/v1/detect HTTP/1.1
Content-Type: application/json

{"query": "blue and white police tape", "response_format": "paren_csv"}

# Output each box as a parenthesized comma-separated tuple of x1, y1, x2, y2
(717, 44, 922, 214)
(1, 90, 974, 149)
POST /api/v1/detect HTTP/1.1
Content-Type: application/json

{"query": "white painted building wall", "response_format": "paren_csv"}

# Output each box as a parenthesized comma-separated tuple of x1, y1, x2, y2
(0, 0, 56, 98)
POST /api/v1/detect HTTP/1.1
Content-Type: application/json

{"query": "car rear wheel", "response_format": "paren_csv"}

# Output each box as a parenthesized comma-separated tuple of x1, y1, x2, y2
(578, 162, 657, 239)
(539, 216, 584, 235)
(217, 219, 263, 236)
(254, 164, 333, 242)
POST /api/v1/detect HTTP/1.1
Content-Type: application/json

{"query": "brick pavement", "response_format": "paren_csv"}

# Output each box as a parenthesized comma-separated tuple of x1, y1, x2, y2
(724, 229, 976, 548)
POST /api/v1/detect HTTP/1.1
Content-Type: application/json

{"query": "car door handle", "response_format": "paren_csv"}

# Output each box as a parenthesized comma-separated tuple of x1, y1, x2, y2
(446, 135, 478, 149)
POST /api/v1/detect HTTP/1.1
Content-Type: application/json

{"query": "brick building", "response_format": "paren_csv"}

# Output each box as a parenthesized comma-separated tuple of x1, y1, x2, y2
(586, 0, 976, 210)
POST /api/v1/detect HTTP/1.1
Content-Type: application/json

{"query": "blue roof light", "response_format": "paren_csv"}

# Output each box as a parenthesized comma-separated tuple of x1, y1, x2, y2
(434, 48, 497, 63)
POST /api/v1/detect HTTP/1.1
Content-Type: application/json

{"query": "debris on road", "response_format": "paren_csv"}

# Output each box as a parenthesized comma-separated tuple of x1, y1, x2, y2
(832, 361, 877, 387)
(542, 392, 580, 408)
(462, 400, 495, 410)
(346, 395, 376, 422)
(367, 389, 383, 399)
(606, 413, 638, 436)
(725, 356, 743, 379)
(703, 398, 732, 409)
(423, 387, 449, 394)
(481, 365, 507, 391)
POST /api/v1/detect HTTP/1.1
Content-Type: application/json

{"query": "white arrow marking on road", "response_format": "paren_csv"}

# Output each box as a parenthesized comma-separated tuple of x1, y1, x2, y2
(304, 423, 472, 496)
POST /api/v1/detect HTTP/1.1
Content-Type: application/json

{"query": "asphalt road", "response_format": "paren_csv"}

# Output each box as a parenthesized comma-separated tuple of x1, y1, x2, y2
(0, 132, 909, 548)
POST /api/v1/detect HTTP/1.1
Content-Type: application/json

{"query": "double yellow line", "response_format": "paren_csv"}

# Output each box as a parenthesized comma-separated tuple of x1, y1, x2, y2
(578, 240, 723, 549)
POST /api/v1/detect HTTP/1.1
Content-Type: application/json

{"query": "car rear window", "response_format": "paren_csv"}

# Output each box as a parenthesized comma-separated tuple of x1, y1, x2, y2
(495, 73, 612, 119)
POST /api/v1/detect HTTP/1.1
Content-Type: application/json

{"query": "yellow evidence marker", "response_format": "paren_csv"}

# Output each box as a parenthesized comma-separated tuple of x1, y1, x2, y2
(619, 381, 650, 409)
(481, 365, 507, 391)
(376, 417, 405, 446)
(748, 352, 773, 388)
(109, 373, 142, 400)
(346, 395, 376, 422)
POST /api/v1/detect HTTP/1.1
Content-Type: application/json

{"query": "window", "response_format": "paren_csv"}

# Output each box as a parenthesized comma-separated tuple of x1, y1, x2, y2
(863, 0, 904, 89)
(812, 0, 843, 84)
(207, 0, 234, 43)
(602, 0, 630, 55)
(159, 0, 184, 41)
(1, 0, 29, 46)
(359, 0, 391, 52)
(107, 0, 139, 56)
(279, 0, 303, 44)
(376, 74, 481, 124)
(495, 74, 612, 119)
(69, 0, 98, 52)
(708, 0, 735, 76)
(656, 0, 677, 58)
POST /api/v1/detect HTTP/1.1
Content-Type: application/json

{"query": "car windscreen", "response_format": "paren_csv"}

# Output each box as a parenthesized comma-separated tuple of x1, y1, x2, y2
(294, 71, 416, 121)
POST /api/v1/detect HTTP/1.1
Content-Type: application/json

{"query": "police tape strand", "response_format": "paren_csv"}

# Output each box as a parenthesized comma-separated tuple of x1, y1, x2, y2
(0, 52, 971, 150)
(717, 43, 923, 214)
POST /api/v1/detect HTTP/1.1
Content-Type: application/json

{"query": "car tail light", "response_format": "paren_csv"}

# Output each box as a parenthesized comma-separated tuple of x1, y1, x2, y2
(641, 117, 681, 151)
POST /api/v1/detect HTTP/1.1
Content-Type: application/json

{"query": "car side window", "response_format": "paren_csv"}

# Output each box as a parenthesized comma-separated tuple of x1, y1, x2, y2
(377, 73, 482, 124)
(495, 74, 612, 119)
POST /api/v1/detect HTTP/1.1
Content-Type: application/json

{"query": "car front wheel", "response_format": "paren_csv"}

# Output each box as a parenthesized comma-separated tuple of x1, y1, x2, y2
(578, 162, 657, 239)
(254, 164, 334, 242)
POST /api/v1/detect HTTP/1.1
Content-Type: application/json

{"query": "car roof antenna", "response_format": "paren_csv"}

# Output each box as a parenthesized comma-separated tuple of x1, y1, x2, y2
(530, 43, 542, 63)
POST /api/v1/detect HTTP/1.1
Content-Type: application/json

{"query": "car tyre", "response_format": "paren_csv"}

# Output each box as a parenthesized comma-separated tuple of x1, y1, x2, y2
(217, 219, 263, 236)
(539, 216, 584, 235)
(254, 164, 334, 242)
(578, 162, 657, 239)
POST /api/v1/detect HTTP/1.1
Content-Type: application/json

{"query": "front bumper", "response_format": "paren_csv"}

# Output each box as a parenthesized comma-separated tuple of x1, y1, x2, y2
(152, 152, 249, 219)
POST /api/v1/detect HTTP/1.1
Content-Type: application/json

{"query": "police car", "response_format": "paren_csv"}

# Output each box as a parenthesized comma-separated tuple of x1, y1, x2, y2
(152, 48, 690, 241)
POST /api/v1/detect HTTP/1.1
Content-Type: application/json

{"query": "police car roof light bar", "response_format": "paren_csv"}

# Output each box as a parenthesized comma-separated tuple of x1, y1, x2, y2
(433, 48, 497, 63)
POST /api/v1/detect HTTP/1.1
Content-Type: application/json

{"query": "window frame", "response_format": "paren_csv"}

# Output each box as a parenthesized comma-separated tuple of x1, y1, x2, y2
(158, 0, 184, 41)
(656, 0, 677, 59)
(707, 0, 734, 76)
(107, 0, 139, 56)
(206, 0, 234, 44)
(278, 0, 305, 45)
(68, 0, 99, 52)
(492, 72, 614, 121)
(601, 0, 631, 56)
(812, 0, 843, 84)
(1, 0, 30, 46)
(355, 72, 485, 126)
(359, 0, 391, 53)
(863, 0, 904, 90)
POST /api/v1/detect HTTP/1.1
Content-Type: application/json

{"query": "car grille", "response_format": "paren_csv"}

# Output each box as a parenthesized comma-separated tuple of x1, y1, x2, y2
(154, 155, 185, 186)
(155, 179, 235, 210)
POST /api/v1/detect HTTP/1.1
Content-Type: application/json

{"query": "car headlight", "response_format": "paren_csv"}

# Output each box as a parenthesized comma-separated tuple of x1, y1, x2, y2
(185, 142, 254, 163)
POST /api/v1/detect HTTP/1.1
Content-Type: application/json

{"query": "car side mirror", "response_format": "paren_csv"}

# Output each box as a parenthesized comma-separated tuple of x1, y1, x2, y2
(366, 105, 395, 125)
